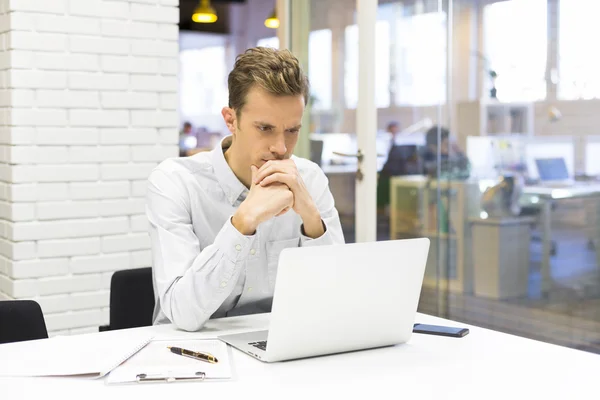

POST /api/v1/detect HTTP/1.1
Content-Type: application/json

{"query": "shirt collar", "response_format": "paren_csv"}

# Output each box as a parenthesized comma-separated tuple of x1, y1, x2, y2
(211, 135, 249, 206)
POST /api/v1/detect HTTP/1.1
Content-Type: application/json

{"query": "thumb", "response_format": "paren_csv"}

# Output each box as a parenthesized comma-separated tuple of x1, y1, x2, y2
(250, 165, 258, 186)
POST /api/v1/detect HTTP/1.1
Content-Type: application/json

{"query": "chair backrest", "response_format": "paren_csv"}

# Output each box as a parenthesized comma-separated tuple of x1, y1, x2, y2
(0, 300, 48, 344)
(381, 145, 423, 176)
(108, 267, 155, 330)
(310, 139, 324, 166)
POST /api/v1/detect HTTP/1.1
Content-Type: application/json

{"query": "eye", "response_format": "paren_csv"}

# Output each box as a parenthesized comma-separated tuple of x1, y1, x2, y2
(257, 125, 272, 132)
(287, 128, 300, 134)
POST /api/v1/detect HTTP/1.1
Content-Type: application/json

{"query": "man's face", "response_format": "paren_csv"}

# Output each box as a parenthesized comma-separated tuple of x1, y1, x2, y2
(223, 86, 304, 169)
(388, 124, 399, 135)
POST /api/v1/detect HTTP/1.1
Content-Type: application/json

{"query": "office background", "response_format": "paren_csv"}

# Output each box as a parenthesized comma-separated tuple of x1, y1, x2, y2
(0, 0, 599, 355)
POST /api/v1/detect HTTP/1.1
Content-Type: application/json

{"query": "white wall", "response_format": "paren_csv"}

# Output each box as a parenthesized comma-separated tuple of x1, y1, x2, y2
(0, 0, 179, 335)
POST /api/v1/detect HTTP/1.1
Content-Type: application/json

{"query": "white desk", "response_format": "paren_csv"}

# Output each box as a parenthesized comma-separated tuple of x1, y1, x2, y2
(2, 312, 599, 400)
(523, 184, 600, 291)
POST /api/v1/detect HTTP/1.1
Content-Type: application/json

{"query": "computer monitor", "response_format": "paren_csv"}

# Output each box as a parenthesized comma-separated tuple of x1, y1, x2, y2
(585, 142, 600, 176)
(535, 158, 570, 181)
(524, 140, 575, 180)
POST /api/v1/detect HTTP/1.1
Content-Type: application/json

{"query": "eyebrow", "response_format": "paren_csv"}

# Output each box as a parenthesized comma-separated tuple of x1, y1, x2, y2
(254, 121, 276, 128)
(254, 122, 302, 130)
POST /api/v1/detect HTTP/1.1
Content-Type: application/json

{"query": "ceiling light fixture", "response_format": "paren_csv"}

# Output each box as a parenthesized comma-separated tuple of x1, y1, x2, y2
(192, 0, 218, 24)
(264, 9, 279, 29)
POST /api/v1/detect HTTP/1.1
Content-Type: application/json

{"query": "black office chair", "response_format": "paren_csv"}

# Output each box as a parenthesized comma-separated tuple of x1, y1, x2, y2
(0, 300, 48, 344)
(310, 139, 324, 166)
(99, 267, 155, 331)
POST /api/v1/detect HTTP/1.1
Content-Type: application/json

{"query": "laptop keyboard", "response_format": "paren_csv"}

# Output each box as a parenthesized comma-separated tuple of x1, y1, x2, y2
(248, 341, 267, 351)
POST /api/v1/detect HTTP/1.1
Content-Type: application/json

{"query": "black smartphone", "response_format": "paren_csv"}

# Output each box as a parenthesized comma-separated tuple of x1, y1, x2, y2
(413, 323, 469, 338)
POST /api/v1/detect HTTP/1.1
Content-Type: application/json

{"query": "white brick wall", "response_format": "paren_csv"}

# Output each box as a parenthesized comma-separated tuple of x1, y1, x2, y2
(0, 0, 179, 335)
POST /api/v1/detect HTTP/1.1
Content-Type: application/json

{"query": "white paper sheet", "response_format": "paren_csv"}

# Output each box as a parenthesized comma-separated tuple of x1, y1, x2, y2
(0, 330, 153, 378)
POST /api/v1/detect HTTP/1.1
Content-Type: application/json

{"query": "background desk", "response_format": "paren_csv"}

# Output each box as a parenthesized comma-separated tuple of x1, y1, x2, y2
(2, 312, 598, 400)
(390, 177, 600, 295)
(523, 184, 600, 291)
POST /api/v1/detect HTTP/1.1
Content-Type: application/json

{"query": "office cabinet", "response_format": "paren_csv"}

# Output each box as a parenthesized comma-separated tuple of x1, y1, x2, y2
(390, 176, 483, 294)
(456, 100, 534, 150)
(470, 217, 534, 299)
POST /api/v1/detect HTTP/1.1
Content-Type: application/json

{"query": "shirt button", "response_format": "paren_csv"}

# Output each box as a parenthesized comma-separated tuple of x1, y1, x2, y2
(250, 249, 256, 255)
(247, 287, 253, 292)
(235, 244, 241, 251)
(220, 281, 227, 288)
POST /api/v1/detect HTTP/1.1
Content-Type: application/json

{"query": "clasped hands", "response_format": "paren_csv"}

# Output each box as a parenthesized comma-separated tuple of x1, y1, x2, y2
(232, 160, 324, 238)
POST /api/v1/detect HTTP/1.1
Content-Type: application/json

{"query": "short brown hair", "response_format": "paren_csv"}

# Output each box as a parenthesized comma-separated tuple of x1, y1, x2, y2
(228, 47, 309, 118)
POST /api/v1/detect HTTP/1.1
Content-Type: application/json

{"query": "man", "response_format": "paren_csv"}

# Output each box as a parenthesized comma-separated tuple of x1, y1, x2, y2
(422, 126, 470, 179)
(377, 121, 421, 209)
(146, 47, 345, 331)
(387, 121, 400, 142)
(179, 122, 193, 155)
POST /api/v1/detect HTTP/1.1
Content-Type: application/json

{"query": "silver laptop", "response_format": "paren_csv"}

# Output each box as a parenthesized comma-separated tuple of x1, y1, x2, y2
(218, 238, 430, 362)
(535, 157, 574, 187)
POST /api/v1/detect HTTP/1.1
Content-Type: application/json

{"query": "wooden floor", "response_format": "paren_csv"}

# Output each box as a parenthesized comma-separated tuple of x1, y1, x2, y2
(341, 214, 600, 354)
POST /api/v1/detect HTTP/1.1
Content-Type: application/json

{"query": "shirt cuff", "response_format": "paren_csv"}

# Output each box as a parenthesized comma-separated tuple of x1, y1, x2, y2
(299, 220, 332, 247)
(213, 216, 256, 263)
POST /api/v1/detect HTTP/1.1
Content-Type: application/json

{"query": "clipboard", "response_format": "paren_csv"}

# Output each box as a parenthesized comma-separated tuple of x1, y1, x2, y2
(106, 338, 233, 384)
(134, 371, 207, 383)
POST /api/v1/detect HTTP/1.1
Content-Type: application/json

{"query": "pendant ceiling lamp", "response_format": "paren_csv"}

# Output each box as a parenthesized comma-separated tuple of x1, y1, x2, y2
(192, 0, 218, 24)
(264, 9, 279, 29)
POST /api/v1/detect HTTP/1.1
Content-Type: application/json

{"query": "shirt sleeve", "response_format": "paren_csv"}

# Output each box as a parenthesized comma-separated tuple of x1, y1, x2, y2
(299, 167, 345, 247)
(146, 168, 255, 332)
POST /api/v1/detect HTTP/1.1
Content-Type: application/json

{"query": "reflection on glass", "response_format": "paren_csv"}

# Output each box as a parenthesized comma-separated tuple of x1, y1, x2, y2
(558, 0, 600, 100)
(344, 21, 390, 109)
(483, 0, 547, 101)
(395, 10, 446, 106)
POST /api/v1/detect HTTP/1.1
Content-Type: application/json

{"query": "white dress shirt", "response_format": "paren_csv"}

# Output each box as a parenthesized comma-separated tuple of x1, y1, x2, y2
(146, 136, 345, 331)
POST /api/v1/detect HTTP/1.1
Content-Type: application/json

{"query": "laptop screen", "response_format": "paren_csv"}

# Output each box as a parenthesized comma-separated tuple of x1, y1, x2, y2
(535, 157, 570, 181)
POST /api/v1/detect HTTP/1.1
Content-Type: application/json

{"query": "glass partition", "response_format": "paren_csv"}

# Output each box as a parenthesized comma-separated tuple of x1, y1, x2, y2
(439, 0, 600, 354)
(294, 0, 600, 354)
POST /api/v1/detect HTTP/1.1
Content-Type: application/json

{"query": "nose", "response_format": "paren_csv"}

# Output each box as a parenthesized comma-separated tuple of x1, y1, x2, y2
(269, 133, 287, 157)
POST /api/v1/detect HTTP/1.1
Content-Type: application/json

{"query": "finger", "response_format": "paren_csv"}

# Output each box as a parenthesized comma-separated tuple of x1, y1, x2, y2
(255, 165, 293, 184)
(256, 159, 291, 178)
(256, 160, 277, 177)
(260, 173, 296, 189)
(250, 165, 258, 186)
(254, 164, 275, 184)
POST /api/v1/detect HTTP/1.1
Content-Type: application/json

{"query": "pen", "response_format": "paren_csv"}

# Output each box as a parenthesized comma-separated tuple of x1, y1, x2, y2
(167, 346, 219, 364)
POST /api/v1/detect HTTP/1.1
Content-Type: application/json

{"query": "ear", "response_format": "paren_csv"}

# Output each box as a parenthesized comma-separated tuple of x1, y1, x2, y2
(221, 107, 237, 136)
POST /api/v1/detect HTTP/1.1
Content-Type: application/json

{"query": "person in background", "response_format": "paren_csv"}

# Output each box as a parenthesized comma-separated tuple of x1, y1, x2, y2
(179, 121, 197, 157)
(146, 47, 345, 332)
(422, 126, 470, 179)
(377, 121, 422, 210)
(387, 121, 400, 144)
(377, 122, 401, 210)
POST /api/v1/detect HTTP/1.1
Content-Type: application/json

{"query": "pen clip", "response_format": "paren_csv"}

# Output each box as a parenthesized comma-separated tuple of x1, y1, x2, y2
(135, 372, 206, 383)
